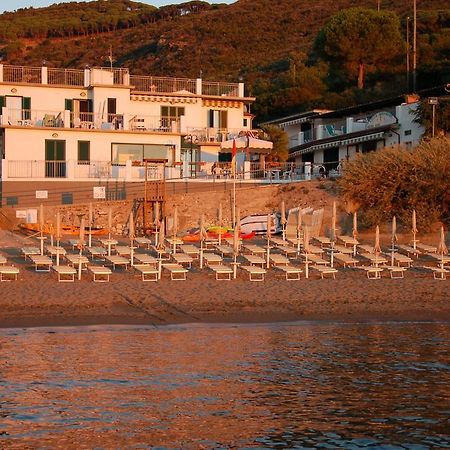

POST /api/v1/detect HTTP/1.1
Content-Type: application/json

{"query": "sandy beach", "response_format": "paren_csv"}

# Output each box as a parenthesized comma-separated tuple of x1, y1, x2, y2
(0, 226, 448, 329)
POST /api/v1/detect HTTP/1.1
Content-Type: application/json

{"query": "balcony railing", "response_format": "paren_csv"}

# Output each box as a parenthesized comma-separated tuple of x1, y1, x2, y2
(1, 109, 64, 128)
(184, 127, 261, 144)
(7, 160, 67, 179)
(201, 81, 239, 97)
(47, 68, 85, 86)
(130, 75, 197, 94)
(3, 65, 42, 84)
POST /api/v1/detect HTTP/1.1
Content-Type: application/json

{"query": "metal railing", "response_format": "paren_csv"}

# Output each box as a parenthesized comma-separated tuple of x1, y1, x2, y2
(184, 127, 260, 144)
(47, 68, 85, 86)
(2, 65, 42, 84)
(129, 115, 180, 133)
(201, 81, 239, 97)
(1, 109, 64, 127)
(8, 160, 67, 179)
(130, 75, 197, 94)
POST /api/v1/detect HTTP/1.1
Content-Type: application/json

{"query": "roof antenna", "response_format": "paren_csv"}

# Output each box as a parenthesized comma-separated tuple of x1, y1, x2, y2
(108, 45, 114, 70)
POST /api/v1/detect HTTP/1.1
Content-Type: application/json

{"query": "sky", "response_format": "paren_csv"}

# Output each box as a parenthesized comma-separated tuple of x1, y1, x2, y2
(0, 0, 234, 14)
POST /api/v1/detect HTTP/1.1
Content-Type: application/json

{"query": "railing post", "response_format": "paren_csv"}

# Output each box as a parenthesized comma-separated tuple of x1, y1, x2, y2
(123, 70, 130, 86)
(64, 110, 71, 128)
(66, 159, 75, 180)
(196, 78, 202, 95)
(84, 68, 90, 87)
(0, 64, 3, 83)
(238, 82, 244, 97)
(41, 66, 48, 84)
(243, 161, 251, 180)
(123, 113, 130, 130)
(125, 160, 132, 181)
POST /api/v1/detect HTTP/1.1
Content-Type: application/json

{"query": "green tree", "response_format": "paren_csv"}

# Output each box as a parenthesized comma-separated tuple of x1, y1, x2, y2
(315, 8, 404, 89)
(260, 124, 289, 162)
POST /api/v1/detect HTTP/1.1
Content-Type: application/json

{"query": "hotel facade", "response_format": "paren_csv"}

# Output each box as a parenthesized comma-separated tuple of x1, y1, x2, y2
(0, 64, 255, 206)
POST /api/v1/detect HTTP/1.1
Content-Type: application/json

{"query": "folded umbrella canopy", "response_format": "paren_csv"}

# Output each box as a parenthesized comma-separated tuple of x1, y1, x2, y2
(220, 136, 273, 153)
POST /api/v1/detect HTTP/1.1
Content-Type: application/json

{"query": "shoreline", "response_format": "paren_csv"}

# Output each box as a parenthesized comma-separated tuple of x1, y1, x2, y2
(1, 272, 449, 329)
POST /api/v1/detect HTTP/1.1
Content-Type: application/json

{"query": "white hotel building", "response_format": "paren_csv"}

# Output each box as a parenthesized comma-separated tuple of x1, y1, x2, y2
(0, 64, 255, 205)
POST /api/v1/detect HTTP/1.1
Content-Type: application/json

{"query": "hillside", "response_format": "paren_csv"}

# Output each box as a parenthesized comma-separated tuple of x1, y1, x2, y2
(1, 0, 449, 121)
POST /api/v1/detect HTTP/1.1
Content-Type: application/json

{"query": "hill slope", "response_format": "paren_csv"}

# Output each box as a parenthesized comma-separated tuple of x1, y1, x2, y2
(1, 0, 448, 121)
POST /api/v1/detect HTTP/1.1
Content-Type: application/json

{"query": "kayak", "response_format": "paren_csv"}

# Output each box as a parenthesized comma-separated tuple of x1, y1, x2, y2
(19, 223, 108, 236)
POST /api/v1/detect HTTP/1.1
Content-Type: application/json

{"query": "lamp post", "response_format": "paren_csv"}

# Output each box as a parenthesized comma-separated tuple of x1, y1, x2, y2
(428, 97, 439, 137)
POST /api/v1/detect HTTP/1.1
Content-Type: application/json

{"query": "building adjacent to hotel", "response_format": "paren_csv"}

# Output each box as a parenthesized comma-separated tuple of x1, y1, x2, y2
(0, 64, 255, 206)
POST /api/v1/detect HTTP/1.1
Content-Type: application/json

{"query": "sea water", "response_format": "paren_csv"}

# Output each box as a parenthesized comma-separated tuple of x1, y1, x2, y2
(0, 321, 449, 449)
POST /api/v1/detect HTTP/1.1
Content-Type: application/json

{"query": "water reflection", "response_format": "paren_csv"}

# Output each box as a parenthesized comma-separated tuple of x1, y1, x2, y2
(0, 322, 449, 448)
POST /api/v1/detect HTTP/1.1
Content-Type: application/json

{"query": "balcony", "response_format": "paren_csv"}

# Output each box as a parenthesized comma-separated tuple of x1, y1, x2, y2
(0, 108, 180, 134)
(184, 127, 261, 144)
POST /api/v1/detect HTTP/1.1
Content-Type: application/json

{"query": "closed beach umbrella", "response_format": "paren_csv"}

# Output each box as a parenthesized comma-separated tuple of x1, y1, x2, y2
(303, 225, 310, 279)
(129, 211, 135, 266)
(199, 214, 207, 269)
(391, 216, 397, 266)
(330, 201, 336, 267)
(296, 208, 303, 255)
(218, 203, 223, 245)
(39, 203, 45, 255)
(266, 213, 272, 268)
(88, 202, 93, 247)
(108, 206, 112, 239)
(280, 200, 287, 240)
(154, 201, 160, 246)
(374, 225, 381, 256)
(233, 208, 240, 279)
(56, 211, 62, 266)
(437, 225, 448, 271)
(78, 217, 85, 280)
(157, 218, 165, 279)
(412, 209, 418, 250)
(352, 211, 358, 255)
(172, 207, 178, 254)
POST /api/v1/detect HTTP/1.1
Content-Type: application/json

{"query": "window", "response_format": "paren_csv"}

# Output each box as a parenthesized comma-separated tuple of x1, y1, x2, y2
(111, 143, 173, 165)
(78, 141, 90, 164)
(208, 110, 227, 129)
(161, 106, 184, 130)
(404, 129, 412, 136)
(243, 118, 248, 127)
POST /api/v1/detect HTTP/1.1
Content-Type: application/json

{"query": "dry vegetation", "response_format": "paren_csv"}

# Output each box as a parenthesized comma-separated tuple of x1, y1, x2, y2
(338, 137, 450, 230)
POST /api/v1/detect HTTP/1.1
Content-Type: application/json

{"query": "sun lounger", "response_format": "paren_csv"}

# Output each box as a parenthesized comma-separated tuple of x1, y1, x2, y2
(30, 254, 53, 272)
(88, 265, 112, 282)
(135, 237, 153, 249)
(21, 246, 41, 260)
(115, 246, 133, 257)
(105, 255, 130, 270)
(0, 265, 20, 281)
(388, 252, 413, 268)
(244, 254, 266, 268)
(425, 253, 450, 264)
(397, 244, 421, 258)
(423, 266, 448, 280)
(152, 245, 172, 259)
(275, 265, 303, 280)
(332, 244, 354, 255)
(86, 246, 107, 261)
(360, 253, 387, 266)
(162, 263, 188, 280)
(416, 243, 437, 253)
(203, 253, 223, 267)
(215, 245, 234, 257)
(224, 237, 242, 248)
(278, 245, 298, 257)
(166, 237, 184, 247)
(241, 265, 266, 281)
(180, 244, 200, 258)
(134, 254, 158, 267)
(65, 254, 89, 270)
(242, 244, 266, 256)
(303, 254, 329, 266)
(382, 265, 407, 279)
(357, 266, 384, 279)
(204, 238, 219, 249)
(306, 244, 325, 256)
(68, 239, 81, 250)
(310, 265, 338, 279)
(173, 252, 193, 268)
(313, 236, 331, 247)
(338, 235, 359, 247)
(133, 264, 159, 282)
(269, 237, 290, 247)
(46, 246, 66, 258)
(0, 255, 7, 265)
(333, 252, 359, 267)
(209, 264, 233, 280)
(358, 245, 375, 254)
(99, 238, 118, 248)
(52, 265, 77, 282)
(269, 254, 290, 266)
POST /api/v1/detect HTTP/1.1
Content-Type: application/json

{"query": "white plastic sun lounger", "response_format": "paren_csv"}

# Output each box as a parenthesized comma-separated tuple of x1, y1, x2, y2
(306, 244, 325, 256)
(21, 247, 41, 260)
(135, 237, 153, 249)
(338, 235, 359, 247)
(381, 265, 407, 279)
(310, 265, 338, 279)
(52, 265, 77, 282)
(426, 253, 450, 265)
(241, 265, 266, 281)
(30, 255, 53, 272)
(333, 253, 359, 268)
(115, 246, 133, 257)
(134, 264, 159, 282)
(46, 246, 67, 258)
(65, 254, 89, 270)
(313, 236, 331, 247)
(242, 244, 266, 256)
(88, 265, 112, 282)
(275, 265, 303, 280)
(397, 244, 421, 258)
(423, 266, 448, 280)
(162, 263, 188, 280)
(0, 265, 20, 281)
(134, 254, 158, 267)
(87, 246, 107, 261)
(105, 255, 130, 270)
(209, 264, 233, 280)
(203, 253, 223, 267)
(215, 245, 234, 257)
(389, 252, 413, 268)
(244, 254, 266, 268)
(360, 253, 388, 266)
(180, 245, 200, 258)
(303, 254, 329, 266)
(269, 254, 290, 267)
(332, 244, 354, 255)
(358, 245, 375, 254)
(416, 243, 437, 253)
(173, 252, 193, 268)
(357, 266, 384, 279)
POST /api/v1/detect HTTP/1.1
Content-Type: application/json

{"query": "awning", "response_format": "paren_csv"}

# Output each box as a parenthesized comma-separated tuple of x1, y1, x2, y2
(220, 136, 273, 154)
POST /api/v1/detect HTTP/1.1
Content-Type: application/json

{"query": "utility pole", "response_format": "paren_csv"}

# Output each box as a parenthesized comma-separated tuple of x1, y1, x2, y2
(412, 0, 417, 92)
(406, 16, 410, 91)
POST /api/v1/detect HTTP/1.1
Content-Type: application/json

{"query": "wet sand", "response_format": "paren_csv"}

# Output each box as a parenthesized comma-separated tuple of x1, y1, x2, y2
(0, 230, 449, 329)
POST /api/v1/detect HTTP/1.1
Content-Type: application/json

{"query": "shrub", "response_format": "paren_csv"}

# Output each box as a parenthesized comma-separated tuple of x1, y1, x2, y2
(338, 137, 450, 230)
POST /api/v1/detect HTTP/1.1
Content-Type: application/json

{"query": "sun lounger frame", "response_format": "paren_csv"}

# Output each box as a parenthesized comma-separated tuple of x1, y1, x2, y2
(0, 265, 19, 281)
(52, 265, 76, 282)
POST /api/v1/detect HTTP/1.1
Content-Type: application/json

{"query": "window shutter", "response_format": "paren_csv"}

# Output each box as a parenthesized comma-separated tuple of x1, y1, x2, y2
(65, 99, 73, 111)
(77, 141, 90, 162)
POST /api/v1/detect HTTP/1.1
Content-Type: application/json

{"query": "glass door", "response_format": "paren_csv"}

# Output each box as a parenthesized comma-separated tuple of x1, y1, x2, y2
(45, 140, 66, 177)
